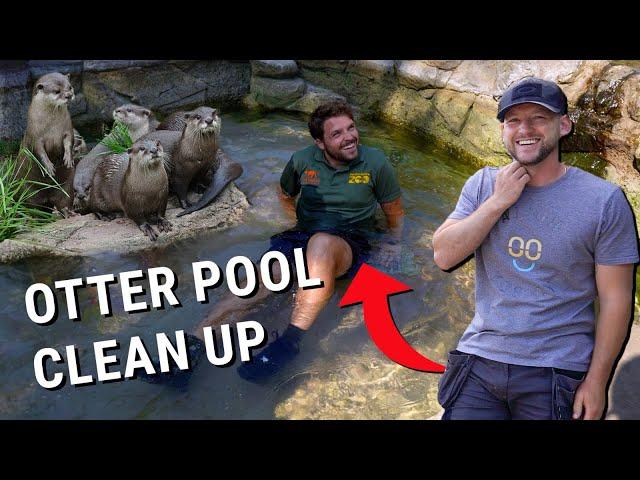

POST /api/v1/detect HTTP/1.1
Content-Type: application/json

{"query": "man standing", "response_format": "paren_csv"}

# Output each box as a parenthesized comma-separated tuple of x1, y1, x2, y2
(141, 101, 403, 387)
(433, 77, 638, 420)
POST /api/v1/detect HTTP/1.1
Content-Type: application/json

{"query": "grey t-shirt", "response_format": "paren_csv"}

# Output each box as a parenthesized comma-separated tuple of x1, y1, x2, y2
(449, 165, 638, 371)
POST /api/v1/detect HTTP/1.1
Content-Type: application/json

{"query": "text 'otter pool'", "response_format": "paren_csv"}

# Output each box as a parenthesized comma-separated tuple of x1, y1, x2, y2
(24, 248, 321, 324)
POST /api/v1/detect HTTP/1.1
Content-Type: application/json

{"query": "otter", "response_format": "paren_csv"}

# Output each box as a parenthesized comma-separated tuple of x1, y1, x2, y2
(141, 106, 243, 215)
(73, 103, 158, 211)
(73, 129, 88, 158)
(155, 108, 210, 132)
(18, 72, 76, 211)
(89, 139, 171, 241)
(113, 104, 159, 140)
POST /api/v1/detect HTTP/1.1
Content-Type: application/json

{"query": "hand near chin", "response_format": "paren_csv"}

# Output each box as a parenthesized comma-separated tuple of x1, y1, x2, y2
(491, 161, 530, 211)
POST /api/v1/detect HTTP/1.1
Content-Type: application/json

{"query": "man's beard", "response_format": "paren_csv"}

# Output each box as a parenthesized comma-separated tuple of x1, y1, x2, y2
(325, 141, 358, 164)
(505, 139, 556, 166)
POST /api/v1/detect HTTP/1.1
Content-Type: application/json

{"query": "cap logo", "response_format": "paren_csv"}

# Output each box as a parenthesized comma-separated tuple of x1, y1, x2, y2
(512, 83, 542, 100)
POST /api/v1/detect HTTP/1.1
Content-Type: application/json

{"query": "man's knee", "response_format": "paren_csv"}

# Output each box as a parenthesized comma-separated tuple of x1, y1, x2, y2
(306, 233, 351, 270)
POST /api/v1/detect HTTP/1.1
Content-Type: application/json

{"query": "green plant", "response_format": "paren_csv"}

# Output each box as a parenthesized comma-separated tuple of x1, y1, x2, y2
(0, 148, 67, 241)
(100, 120, 133, 153)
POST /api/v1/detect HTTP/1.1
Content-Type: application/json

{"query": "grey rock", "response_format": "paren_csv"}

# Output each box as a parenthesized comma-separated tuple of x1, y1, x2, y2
(297, 60, 349, 72)
(0, 66, 29, 89)
(0, 182, 249, 264)
(28, 60, 83, 79)
(286, 83, 346, 114)
(251, 76, 307, 109)
(252, 60, 299, 78)
(0, 87, 29, 141)
(172, 60, 251, 105)
(446, 61, 499, 96)
(87, 64, 210, 115)
(595, 65, 637, 116)
(347, 60, 395, 80)
(423, 60, 463, 71)
(397, 61, 452, 89)
(68, 92, 87, 117)
(495, 60, 583, 94)
(83, 60, 166, 72)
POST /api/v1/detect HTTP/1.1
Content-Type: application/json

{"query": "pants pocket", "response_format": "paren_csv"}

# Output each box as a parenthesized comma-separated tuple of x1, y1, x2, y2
(551, 368, 586, 420)
(437, 350, 475, 409)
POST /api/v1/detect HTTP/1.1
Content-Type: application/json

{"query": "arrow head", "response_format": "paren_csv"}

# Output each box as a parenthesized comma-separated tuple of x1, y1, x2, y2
(339, 263, 413, 307)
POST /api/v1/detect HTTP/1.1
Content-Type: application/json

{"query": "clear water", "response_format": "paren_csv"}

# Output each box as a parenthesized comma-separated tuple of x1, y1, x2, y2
(0, 111, 605, 419)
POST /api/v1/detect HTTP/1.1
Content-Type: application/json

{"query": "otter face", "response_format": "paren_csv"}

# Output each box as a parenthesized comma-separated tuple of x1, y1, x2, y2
(128, 139, 165, 168)
(34, 72, 75, 107)
(184, 106, 221, 136)
(113, 104, 152, 130)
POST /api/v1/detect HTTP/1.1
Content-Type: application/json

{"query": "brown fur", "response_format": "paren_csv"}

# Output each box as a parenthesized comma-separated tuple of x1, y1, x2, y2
(89, 139, 171, 241)
(18, 72, 76, 211)
(74, 103, 158, 211)
(140, 106, 221, 209)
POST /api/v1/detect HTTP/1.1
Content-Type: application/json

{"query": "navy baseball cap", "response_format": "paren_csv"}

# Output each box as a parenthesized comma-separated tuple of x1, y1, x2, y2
(497, 78, 568, 122)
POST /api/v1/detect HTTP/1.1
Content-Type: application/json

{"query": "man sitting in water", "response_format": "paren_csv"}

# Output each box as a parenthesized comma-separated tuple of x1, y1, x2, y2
(141, 100, 404, 387)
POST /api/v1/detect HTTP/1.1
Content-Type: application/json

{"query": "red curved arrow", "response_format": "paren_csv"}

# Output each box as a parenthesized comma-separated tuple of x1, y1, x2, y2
(339, 263, 445, 373)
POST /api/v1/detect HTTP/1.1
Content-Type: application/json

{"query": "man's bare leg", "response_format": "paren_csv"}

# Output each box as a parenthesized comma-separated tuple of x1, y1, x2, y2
(191, 264, 281, 341)
(290, 232, 353, 330)
(237, 232, 354, 382)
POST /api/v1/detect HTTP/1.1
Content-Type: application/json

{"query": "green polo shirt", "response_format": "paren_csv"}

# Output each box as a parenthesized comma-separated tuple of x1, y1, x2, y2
(280, 144, 401, 232)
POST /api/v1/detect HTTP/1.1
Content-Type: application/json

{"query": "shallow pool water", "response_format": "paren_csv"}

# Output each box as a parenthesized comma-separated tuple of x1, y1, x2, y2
(0, 111, 607, 419)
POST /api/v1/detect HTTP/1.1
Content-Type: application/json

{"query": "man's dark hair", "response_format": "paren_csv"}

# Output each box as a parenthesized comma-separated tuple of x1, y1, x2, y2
(308, 101, 354, 140)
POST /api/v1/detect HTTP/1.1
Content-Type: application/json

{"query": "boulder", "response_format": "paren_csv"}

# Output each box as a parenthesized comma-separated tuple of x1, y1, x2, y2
(347, 60, 395, 80)
(251, 60, 299, 78)
(83, 60, 166, 72)
(286, 83, 346, 114)
(397, 60, 451, 89)
(0, 183, 249, 264)
(250, 76, 307, 109)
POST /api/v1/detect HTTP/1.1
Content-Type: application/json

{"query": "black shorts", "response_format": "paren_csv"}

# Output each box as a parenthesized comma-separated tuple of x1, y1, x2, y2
(266, 228, 371, 279)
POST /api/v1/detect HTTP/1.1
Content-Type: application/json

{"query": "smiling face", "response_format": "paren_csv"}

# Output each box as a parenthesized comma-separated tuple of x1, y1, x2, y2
(501, 103, 572, 166)
(314, 115, 360, 165)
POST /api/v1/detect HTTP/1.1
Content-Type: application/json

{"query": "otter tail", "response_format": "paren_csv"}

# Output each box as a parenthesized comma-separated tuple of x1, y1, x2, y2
(176, 158, 243, 217)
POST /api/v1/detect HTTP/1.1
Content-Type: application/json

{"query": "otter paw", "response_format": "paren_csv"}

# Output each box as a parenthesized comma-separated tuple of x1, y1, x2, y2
(42, 160, 56, 178)
(179, 198, 192, 209)
(61, 207, 80, 218)
(140, 223, 158, 241)
(157, 217, 173, 232)
(63, 154, 73, 169)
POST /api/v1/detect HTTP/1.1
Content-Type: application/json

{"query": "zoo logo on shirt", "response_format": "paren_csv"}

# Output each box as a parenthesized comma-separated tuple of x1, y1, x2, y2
(508, 236, 542, 273)
(301, 169, 320, 186)
(348, 172, 371, 184)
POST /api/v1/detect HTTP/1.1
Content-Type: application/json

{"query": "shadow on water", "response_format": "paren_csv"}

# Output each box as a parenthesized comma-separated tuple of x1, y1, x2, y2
(0, 110, 616, 419)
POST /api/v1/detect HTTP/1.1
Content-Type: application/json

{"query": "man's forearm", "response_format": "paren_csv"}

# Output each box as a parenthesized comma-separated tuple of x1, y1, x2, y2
(278, 187, 297, 221)
(587, 298, 632, 385)
(433, 196, 507, 270)
(381, 198, 404, 242)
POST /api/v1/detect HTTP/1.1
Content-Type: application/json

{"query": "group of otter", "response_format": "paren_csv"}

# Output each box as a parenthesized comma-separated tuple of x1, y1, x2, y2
(18, 72, 243, 242)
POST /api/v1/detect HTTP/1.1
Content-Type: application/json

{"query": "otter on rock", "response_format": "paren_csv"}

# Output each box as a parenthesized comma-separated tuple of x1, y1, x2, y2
(89, 139, 172, 241)
(18, 72, 76, 211)
(113, 104, 159, 140)
(142, 106, 243, 215)
(73, 103, 158, 211)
